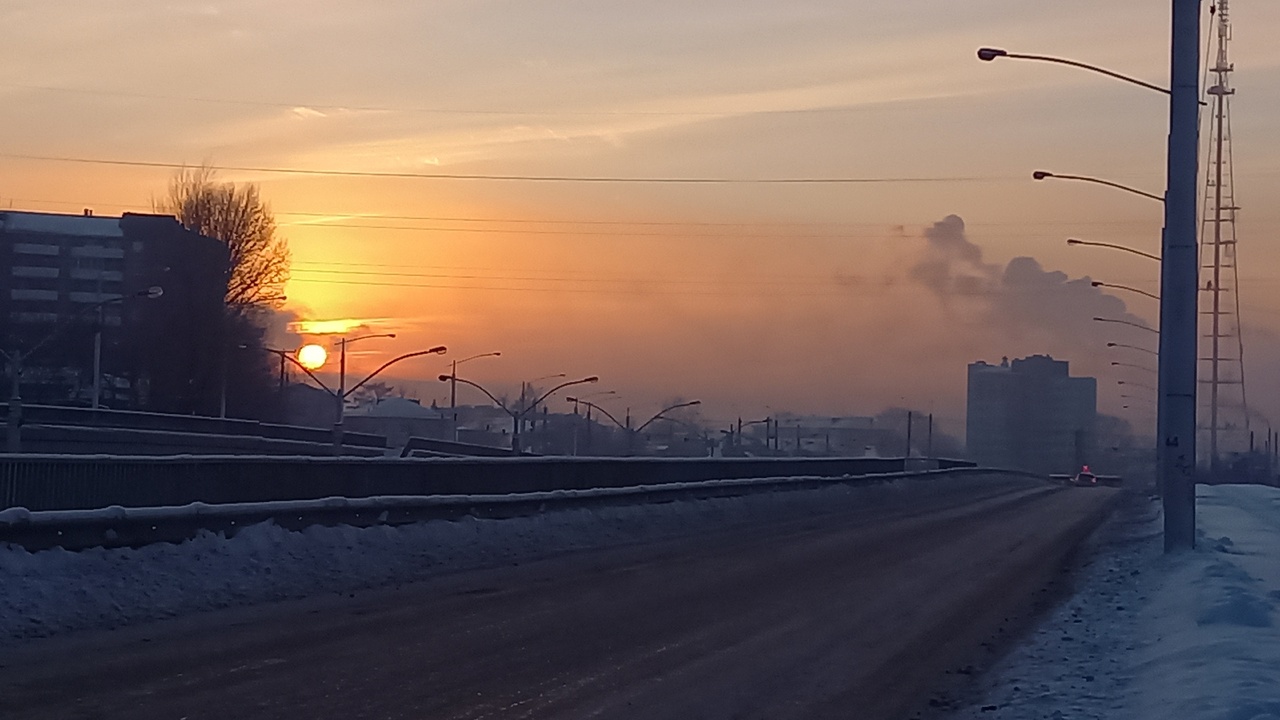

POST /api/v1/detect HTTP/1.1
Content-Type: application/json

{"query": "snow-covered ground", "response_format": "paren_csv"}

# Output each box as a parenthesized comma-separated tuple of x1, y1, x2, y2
(0, 476, 946, 645)
(947, 484, 1280, 720)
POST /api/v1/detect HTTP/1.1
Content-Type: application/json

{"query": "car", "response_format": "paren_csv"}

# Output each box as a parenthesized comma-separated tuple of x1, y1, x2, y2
(1072, 469, 1099, 487)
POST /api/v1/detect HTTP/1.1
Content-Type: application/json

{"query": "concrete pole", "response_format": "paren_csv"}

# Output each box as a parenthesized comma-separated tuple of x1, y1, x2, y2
(1160, 0, 1202, 552)
(332, 338, 347, 455)
(6, 353, 21, 453)
(91, 330, 102, 410)
(450, 359, 458, 442)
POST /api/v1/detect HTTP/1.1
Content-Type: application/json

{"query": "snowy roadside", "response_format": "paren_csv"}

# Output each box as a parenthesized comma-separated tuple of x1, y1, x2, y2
(946, 484, 1280, 720)
(0, 475, 974, 646)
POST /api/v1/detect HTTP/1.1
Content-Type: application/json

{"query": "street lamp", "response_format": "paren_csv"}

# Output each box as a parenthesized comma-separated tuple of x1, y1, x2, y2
(1108, 341, 1158, 357)
(980, 28, 1204, 550)
(1118, 379, 1157, 393)
(1092, 281, 1160, 301)
(1032, 171, 1165, 203)
(1093, 316, 1159, 335)
(446, 351, 501, 442)
(976, 47, 1173, 96)
(1068, 239, 1162, 262)
(3, 286, 163, 453)
(326, 334, 449, 453)
(444, 374, 596, 453)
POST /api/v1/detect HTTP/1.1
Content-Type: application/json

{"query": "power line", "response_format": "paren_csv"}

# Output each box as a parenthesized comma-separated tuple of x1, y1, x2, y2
(0, 153, 1019, 184)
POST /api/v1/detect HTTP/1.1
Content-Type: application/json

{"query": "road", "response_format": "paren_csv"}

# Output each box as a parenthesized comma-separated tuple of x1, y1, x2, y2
(0, 476, 1117, 720)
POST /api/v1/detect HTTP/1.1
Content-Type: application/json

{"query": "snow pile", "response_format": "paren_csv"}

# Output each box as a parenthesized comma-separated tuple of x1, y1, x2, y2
(0, 477, 934, 645)
(1133, 485, 1280, 719)
(947, 484, 1280, 720)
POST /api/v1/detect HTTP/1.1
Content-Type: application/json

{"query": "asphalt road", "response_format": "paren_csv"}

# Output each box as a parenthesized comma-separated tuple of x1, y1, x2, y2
(0, 478, 1117, 720)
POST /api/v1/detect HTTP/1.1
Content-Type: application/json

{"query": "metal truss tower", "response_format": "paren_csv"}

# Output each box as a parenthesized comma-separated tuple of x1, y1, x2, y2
(1198, 0, 1250, 468)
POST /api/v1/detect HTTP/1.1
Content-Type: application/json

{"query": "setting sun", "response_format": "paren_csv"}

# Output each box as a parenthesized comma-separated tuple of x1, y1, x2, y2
(296, 343, 328, 370)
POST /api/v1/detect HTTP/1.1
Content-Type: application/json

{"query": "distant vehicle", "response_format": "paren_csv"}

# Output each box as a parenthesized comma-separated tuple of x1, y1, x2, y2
(1072, 468, 1098, 487)
(1050, 465, 1122, 487)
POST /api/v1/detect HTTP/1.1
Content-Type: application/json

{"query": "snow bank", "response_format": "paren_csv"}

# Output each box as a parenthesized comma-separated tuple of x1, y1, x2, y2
(0, 477, 936, 645)
(947, 484, 1280, 720)
(1133, 485, 1280, 719)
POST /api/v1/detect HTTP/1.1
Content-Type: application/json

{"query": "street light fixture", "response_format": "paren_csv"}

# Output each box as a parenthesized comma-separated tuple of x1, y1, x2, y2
(980, 22, 1204, 550)
(976, 48, 1174, 96)
(1093, 317, 1159, 335)
(1092, 281, 1161, 301)
(1032, 171, 1165, 203)
(1118, 379, 1157, 392)
(1068, 239, 1162, 262)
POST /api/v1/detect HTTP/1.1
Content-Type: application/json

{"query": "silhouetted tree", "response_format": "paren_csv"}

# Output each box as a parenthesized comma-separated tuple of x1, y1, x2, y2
(154, 166, 290, 315)
(150, 167, 292, 419)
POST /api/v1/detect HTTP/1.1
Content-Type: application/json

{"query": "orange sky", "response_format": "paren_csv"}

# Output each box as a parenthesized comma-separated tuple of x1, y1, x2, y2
(3, 0, 1280, 434)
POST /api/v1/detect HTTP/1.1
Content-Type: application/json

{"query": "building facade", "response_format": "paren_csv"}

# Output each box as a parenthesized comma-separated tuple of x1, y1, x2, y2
(966, 355, 1097, 476)
(2, 210, 227, 408)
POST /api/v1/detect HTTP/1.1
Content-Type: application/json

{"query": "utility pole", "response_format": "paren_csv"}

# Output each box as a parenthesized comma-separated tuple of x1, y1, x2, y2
(450, 359, 459, 442)
(1160, 0, 1202, 552)
(905, 410, 913, 458)
(927, 413, 934, 457)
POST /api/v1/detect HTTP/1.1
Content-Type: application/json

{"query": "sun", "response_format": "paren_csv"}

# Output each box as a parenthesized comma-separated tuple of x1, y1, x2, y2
(296, 343, 328, 370)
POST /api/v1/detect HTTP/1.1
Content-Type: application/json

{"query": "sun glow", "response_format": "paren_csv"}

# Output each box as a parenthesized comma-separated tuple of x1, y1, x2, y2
(296, 343, 329, 370)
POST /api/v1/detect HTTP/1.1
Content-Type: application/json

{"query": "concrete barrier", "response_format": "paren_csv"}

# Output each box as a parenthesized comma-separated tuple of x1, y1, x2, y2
(0, 455, 975, 512)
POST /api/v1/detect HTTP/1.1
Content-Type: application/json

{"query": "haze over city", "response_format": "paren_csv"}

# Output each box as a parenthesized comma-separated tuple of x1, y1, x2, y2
(4, 0, 1280, 431)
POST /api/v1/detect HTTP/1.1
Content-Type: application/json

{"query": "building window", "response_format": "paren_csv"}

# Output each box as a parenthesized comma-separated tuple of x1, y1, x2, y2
(11, 266, 60, 279)
(69, 268, 124, 282)
(9, 311, 59, 323)
(69, 291, 117, 303)
(12, 243, 60, 256)
(70, 245, 125, 259)
(10, 288, 59, 301)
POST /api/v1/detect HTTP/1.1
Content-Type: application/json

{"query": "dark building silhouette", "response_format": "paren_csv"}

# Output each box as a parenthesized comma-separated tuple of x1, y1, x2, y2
(967, 355, 1097, 476)
(2, 210, 228, 409)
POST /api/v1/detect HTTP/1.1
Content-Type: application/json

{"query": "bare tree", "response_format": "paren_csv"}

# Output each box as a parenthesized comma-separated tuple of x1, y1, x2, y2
(154, 166, 290, 314)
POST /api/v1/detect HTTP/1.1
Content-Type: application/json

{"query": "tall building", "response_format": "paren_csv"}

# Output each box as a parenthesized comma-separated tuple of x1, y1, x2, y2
(2, 210, 227, 408)
(966, 355, 1097, 476)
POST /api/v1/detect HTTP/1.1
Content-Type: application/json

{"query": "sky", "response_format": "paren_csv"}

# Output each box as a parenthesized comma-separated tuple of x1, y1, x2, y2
(3, 0, 1280, 439)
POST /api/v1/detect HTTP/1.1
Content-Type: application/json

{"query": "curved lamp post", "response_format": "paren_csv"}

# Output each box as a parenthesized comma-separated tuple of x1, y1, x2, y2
(1118, 379, 1157, 393)
(3, 286, 163, 453)
(976, 47, 1173, 95)
(520, 376, 598, 453)
(1032, 171, 1164, 203)
(1092, 281, 1160, 301)
(446, 351, 501, 441)
(1094, 316, 1159, 335)
(981, 25, 1205, 551)
(1068, 239, 1162, 262)
(327, 334, 447, 453)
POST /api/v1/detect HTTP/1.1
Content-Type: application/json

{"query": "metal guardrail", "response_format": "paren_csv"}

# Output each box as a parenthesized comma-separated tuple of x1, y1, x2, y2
(0, 467, 1010, 552)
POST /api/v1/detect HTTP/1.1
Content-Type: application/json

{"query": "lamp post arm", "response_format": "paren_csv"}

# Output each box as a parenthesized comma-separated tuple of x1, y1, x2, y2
(449, 376, 514, 416)
(525, 377, 598, 417)
(345, 347, 446, 399)
(1041, 173, 1165, 203)
(579, 400, 627, 432)
(635, 400, 702, 434)
(1094, 281, 1161, 301)
(1068, 239, 1162, 262)
(1003, 52, 1172, 96)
